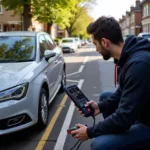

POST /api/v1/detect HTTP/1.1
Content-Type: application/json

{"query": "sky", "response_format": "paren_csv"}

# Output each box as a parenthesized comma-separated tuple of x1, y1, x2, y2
(90, 0, 140, 21)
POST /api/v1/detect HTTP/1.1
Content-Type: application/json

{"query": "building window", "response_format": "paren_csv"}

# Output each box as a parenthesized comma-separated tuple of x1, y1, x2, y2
(143, 5, 149, 17)
(143, 24, 149, 32)
(131, 14, 134, 23)
(131, 29, 135, 35)
(126, 18, 130, 26)
(0, 24, 2, 32)
(0, 5, 2, 14)
(11, 24, 15, 31)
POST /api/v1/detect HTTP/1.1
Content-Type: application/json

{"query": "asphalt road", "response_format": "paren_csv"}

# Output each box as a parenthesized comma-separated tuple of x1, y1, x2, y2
(0, 44, 116, 150)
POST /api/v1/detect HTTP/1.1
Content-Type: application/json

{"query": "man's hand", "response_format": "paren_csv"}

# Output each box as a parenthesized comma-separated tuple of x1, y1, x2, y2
(78, 100, 100, 116)
(71, 124, 89, 141)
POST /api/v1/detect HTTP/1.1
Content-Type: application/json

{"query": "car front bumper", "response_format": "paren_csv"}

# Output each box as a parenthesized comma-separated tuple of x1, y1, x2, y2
(0, 83, 40, 135)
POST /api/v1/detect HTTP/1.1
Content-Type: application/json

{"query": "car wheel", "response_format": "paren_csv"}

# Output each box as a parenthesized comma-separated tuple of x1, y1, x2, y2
(37, 88, 48, 129)
(59, 69, 66, 93)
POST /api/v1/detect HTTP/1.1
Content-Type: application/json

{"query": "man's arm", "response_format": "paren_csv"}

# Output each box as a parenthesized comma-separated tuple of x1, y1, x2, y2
(98, 86, 121, 112)
(87, 62, 150, 138)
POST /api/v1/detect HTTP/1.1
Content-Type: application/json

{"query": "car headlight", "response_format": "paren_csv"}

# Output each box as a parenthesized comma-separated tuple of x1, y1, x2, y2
(0, 83, 29, 102)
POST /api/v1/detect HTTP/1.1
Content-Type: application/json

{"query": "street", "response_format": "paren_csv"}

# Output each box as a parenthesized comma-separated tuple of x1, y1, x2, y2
(0, 44, 116, 150)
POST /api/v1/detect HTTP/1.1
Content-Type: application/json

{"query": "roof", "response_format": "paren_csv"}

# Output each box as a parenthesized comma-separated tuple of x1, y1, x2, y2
(140, 0, 147, 5)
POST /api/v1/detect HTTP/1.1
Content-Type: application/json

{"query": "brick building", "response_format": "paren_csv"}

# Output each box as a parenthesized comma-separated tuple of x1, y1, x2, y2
(0, 4, 21, 32)
(141, 0, 150, 32)
(119, 0, 142, 36)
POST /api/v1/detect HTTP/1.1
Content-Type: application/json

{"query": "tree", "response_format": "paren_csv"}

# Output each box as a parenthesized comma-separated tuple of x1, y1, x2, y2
(72, 9, 94, 38)
(66, 0, 95, 37)
(1, 0, 32, 31)
(33, 0, 77, 33)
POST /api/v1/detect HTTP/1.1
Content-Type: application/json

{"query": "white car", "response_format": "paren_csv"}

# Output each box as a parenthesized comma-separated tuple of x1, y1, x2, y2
(74, 37, 81, 48)
(0, 31, 66, 135)
(60, 38, 78, 53)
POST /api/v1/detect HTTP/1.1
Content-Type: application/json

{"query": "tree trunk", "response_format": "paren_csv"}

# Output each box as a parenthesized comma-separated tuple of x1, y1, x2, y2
(46, 23, 53, 34)
(23, 4, 32, 31)
(66, 27, 72, 37)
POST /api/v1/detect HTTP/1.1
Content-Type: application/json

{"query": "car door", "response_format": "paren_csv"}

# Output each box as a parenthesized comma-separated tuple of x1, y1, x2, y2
(39, 34, 57, 98)
(44, 34, 63, 96)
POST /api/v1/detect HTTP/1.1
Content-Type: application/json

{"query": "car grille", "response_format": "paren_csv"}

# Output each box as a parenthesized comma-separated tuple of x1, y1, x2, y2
(62, 47, 70, 50)
(0, 114, 32, 129)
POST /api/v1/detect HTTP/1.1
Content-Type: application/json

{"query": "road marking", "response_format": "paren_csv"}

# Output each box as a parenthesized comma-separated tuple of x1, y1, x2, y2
(78, 65, 84, 72)
(54, 79, 84, 150)
(66, 56, 88, 77)
(66, 71, 80, 77)
(66, 65, 84, 77)
(83, 56, 89, 65)
(35, 94, 68, 150)
(66, 79, 79, 83)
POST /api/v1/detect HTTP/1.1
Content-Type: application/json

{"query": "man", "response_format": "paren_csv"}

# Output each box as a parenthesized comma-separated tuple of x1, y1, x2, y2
(71, 16, 150, 150)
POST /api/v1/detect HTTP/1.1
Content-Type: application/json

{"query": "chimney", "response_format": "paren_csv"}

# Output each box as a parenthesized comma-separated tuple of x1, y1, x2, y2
(126, 11, 130, 16)
(136, 0, 140, 6)
(130, 6, 134, 11)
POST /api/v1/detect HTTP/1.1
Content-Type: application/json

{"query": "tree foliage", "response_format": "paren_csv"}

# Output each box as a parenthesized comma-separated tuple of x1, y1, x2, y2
(33, 0, 77, 30)
(66, 0, 95, 37)
(0, 0, 95, 36)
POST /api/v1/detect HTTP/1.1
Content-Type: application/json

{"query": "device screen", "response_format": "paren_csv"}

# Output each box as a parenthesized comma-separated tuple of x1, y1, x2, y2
(69, 86, 87, 102)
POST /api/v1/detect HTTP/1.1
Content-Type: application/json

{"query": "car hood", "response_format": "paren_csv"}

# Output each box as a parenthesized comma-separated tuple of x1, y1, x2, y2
(0, 62, 37, 91)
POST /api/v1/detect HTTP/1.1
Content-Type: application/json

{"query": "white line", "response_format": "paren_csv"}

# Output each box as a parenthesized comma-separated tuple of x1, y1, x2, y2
(54, 79, 84, 150)
(66, 65, 84, 77)
(66, 71, 79, 77)
(83, 56, 89, 65)
(66, 57, 88, 77)
(66, 79, 79, 83)
(78, 65, 84, 72)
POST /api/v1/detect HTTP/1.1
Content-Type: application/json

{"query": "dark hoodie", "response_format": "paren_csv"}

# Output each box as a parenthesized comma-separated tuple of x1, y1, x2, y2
(87, 35, 150, 138)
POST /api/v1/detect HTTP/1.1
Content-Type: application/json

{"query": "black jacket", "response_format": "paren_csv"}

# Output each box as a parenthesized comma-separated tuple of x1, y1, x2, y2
(87, 35, 150, 138)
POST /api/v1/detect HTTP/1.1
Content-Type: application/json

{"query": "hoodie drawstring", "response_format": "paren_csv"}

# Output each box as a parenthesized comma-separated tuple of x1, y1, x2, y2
(114, 65, 118, 87)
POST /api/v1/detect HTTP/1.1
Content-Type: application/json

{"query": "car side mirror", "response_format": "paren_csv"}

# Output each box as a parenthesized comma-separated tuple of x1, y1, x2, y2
(44, 50, 56, 61)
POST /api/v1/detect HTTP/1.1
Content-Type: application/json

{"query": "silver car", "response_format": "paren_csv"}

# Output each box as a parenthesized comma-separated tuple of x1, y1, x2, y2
(0, 31, 66, 135)
(137, 32, 150, 41)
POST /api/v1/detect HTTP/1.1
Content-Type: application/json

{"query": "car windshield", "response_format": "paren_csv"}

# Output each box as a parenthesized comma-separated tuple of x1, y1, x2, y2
(143, 34, 150, 39)
(0, 36, 35, 63)
(62, 39, 73, 43)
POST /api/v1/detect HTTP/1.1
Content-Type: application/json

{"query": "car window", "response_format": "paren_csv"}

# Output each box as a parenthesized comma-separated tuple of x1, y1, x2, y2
(62, 39, 73, 43)
(0, 36, 35, 62)
(44, 34, 56, 50)
(143, 34, 150, 39)
(39, 35, 49, 59)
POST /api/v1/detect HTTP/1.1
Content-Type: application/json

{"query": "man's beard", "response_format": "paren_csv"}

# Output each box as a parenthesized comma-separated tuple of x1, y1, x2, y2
(101, 49, 111, 60)
(103, 54, 111, 60)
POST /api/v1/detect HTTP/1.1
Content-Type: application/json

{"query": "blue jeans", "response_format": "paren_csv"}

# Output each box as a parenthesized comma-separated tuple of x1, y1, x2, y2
(91, 91, 150, 150)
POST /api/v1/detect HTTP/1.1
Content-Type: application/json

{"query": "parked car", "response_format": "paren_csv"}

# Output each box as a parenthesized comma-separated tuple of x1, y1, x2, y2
(74, 37, 81, 48)
(81, 40, 86, 46)
(0, 31, 66, 135)
(137, 32, 150, 41)
(60, 38, 78, 53)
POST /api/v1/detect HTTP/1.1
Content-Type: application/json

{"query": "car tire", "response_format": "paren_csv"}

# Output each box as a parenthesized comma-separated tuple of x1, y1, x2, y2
(59, 69, 66, 93)
(37, 88, 49, 129)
